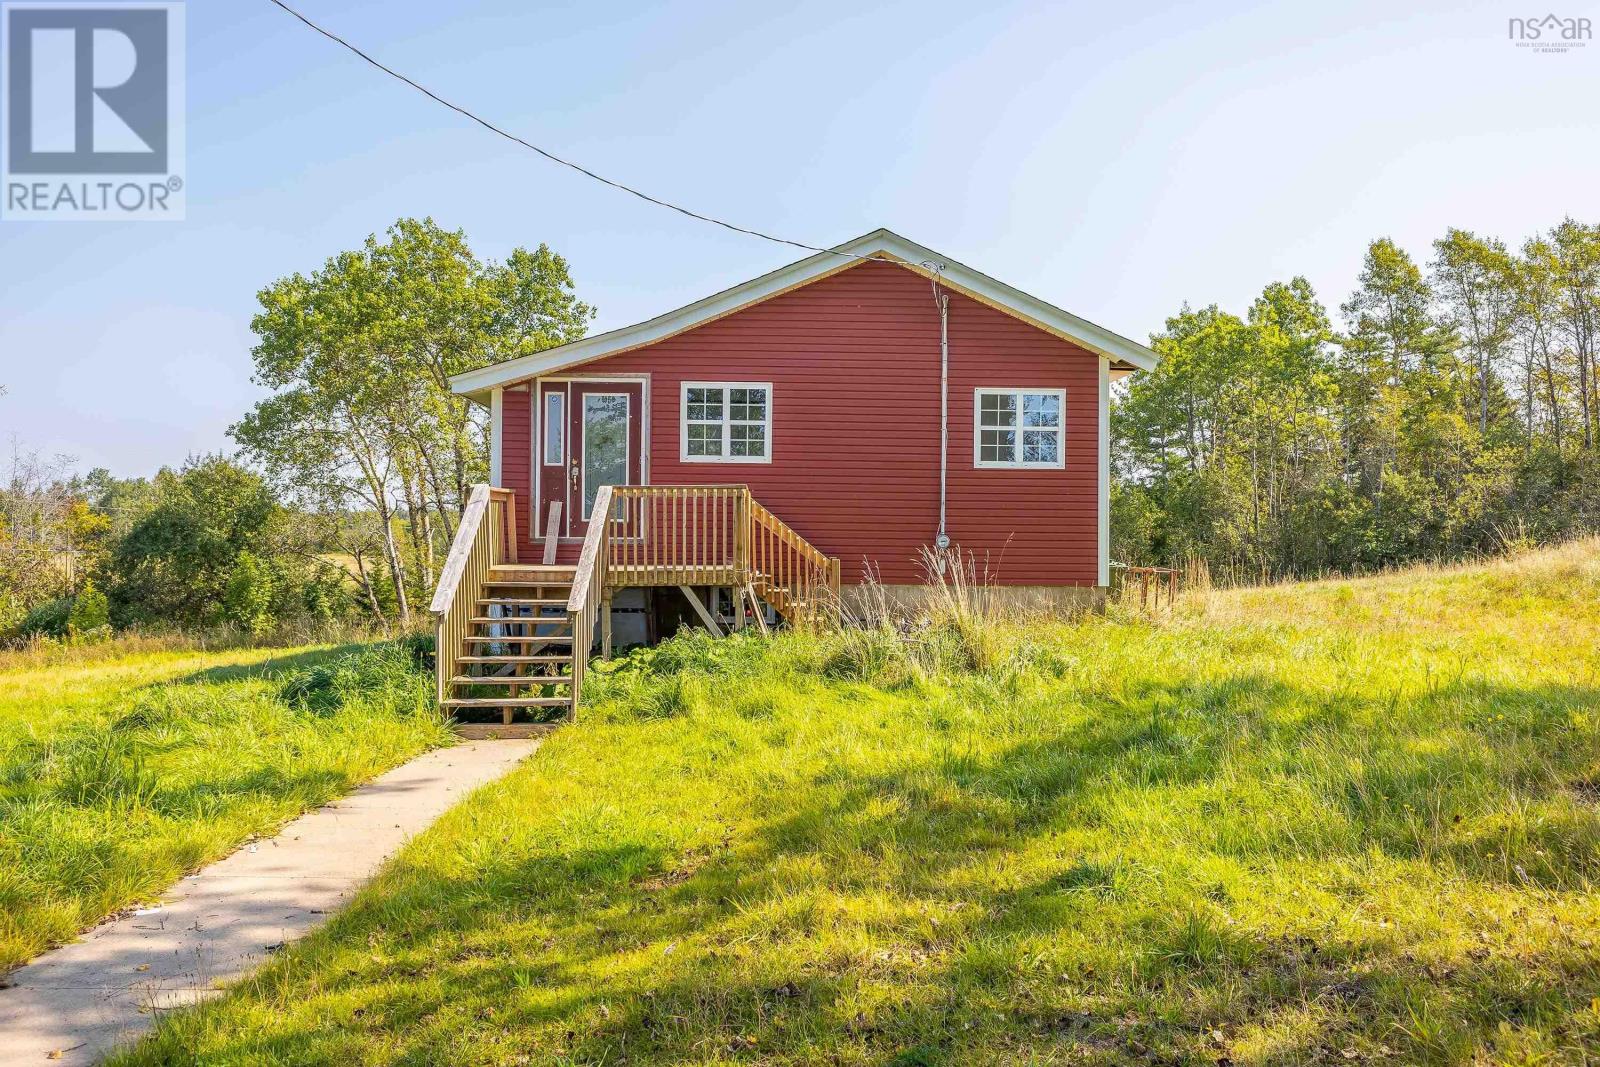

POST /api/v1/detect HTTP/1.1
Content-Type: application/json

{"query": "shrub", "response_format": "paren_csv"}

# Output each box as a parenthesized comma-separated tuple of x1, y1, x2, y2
(396, 631, 436, 671)
(16, 596, 72, 639)
(278, 641, 431, 716)
(54, 732, 159, 809)
(67, 579, 110, 637)
(818, 625, 912, 686)
(224, 551, 277, 637)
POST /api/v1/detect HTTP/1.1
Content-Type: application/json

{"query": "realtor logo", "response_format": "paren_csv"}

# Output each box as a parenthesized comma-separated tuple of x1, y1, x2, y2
(2, 1, 185, 220)
(1507, 13, 1592, 52)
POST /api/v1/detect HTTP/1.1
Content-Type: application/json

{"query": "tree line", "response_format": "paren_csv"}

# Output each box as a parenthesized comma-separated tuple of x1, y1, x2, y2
(1113, 218, 1600, 580)
(0, 219, 591, 642)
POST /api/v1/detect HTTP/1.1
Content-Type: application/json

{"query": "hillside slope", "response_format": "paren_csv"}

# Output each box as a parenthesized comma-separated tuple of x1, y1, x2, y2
(0, 639, 450, 972)
(121, 544, 1600, 1066)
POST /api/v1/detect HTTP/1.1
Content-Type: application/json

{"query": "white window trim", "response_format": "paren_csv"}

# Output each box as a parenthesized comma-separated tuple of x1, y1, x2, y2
(543, 390, 565, 466)
(973, 387, 1066, 470)
(680, 381, 774, 464)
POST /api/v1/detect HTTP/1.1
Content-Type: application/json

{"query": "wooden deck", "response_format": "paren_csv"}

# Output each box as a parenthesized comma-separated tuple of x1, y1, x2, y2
(604, 563, 743, 586)
(431, 485, 840, 722)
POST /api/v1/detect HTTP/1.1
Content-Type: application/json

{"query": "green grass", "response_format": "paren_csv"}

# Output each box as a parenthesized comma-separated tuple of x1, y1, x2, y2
(0, 634, 452, 972)
(118, 542, 1600, 1065)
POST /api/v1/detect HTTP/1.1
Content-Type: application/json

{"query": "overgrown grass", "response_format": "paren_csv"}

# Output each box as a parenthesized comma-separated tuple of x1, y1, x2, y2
(0, 634, 451, 972)
(120, 542, 1600, 1065)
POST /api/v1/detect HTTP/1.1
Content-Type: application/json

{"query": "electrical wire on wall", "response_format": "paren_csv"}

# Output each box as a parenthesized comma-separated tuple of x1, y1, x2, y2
(924, 261, 951, 558)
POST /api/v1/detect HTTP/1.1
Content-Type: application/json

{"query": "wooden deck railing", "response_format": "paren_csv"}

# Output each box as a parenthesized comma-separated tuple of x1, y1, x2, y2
(1116, 564, 1181, 611)
(748, 497, 841, 622)
(606, 485, 746, 586)
(429, 484, 517, 704)
(431, 483, 840, 721)
(593, 484, 840, 618)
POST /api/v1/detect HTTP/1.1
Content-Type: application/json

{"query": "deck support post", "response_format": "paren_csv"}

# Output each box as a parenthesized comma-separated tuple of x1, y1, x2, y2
(733, 586, 745, 631)
(601, 595, 613, 659)
(679, 585, 726, 637)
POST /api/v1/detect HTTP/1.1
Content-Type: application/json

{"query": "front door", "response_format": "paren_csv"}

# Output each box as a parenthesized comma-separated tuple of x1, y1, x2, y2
(567, 380, 643, 537)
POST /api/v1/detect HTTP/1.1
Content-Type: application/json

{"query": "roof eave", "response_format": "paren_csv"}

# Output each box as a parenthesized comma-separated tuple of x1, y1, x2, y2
(449, 228, 1159, 396)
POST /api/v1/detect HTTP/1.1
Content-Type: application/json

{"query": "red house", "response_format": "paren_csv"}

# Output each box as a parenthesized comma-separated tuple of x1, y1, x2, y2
(432, 230, 1157, 717)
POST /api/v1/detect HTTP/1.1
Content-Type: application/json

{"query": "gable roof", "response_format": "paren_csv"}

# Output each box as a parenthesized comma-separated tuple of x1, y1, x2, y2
(451, 228, 1159, 400)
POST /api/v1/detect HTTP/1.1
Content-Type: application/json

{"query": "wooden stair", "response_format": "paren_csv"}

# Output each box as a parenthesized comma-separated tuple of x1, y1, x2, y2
(432, 484, 840, 731)
(441, 564, 579, 724)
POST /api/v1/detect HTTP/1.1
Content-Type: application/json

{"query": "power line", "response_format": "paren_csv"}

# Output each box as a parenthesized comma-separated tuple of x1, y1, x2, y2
(263, 0, 869, 260)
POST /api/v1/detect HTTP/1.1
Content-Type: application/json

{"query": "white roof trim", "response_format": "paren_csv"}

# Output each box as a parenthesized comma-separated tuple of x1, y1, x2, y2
(452, 228, 1159, 399)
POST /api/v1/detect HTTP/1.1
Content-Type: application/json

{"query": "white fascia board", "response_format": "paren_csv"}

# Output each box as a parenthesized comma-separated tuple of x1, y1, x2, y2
(1098, 358, 1111, 588)
(451, 229, 1159, 401)
(861, 231, 1160, 373)
(489, 387, 503, 485)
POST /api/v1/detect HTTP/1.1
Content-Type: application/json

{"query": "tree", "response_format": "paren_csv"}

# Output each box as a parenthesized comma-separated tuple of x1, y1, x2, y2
(110, 456, 283, 626)
(1114, 279, 1346, 577)
(1514, 239, 1569, 449)
(1549, 219, 1600, 450)
(1432, 230, 1518, 437)
(1337, 238, 1458, 497)
(0, 443, 75, 630)
(1114, 218, 1600, 579)
(67, 578, 109, 635)
(235, 218, 593, 623)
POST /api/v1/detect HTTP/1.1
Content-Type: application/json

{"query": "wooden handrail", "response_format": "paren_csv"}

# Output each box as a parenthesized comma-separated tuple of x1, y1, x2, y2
(565, 485, 613, 718)
(430, 485, 489, 617)
(431, 484, 516, 705)
(747, 497, 839, 623)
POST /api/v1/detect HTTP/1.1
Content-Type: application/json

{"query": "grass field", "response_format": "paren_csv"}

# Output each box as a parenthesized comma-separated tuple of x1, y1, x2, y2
(120, 542, 1600, 1065)
(0, 635, 451, 973)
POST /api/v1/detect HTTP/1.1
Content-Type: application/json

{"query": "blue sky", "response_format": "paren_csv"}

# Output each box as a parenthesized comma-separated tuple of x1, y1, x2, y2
(2, 0, 1597, 476)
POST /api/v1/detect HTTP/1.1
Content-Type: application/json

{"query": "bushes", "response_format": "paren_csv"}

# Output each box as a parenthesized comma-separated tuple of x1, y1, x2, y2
(67, 579, 110, 637)
(223, 552, 277, 637)
(592, 608, 1028, 723)
(11, 580, 118, 644)
(277, 641, 433, 716)
(16, 596, 72, 639)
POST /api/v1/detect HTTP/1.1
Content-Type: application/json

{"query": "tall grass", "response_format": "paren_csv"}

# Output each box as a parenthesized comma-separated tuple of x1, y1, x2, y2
(0, 638, 450, 972)
(115, 539, 1600, 1065)
(0, 617, 394, 669)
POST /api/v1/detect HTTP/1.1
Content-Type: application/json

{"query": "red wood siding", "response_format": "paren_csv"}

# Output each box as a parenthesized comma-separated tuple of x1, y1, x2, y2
(519, 260, 1101, 586)
(498, 386, 534, 558)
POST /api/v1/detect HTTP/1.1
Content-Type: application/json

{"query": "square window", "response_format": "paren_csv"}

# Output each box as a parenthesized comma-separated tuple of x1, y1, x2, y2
(980, 428, 1016, 463)
(731, 424, 765, 456)
(687, 385, 723, 423)
(977, 390, 1062, 467)
(979, 392, 1016, 427)
(684, 383, 770, 461)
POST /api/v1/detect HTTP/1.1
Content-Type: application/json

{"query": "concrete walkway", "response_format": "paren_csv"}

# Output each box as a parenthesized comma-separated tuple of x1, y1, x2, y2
(0, 738, 538, 1064)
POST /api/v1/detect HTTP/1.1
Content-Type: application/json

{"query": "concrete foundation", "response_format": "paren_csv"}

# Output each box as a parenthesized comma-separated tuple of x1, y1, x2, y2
(847, 583, 1106, 620)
